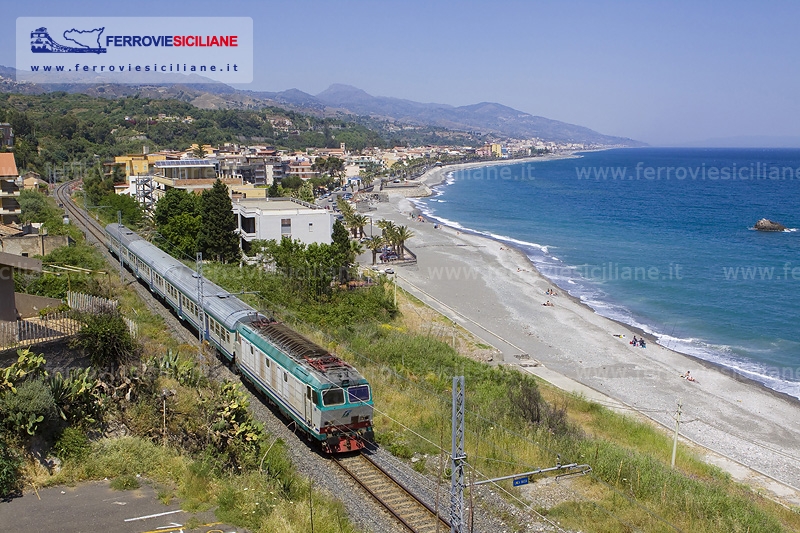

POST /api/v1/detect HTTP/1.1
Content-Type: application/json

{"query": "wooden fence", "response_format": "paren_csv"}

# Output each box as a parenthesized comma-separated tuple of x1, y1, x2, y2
(67, 291, 118, 314)
(0, 311, 81, 351)
(1, 292, 136, 352)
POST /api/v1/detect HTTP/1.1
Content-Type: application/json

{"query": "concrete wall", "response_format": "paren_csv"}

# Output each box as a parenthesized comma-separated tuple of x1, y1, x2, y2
(0, 265, 16, 321)
(239, 209, 333, 246)
(14, 292, 63, 318)
(1, 234, 71, 257)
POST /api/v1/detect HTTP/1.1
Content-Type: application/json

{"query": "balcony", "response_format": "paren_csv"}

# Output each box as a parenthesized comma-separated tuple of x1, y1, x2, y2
(0, 188, 20, 197)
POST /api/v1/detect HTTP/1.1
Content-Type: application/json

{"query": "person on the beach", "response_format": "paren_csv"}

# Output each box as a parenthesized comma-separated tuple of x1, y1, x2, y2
(640, 338, 646, 348)
(631, 336, 638, 346)
(543, 300, 553, 307)
(683, 371, 695, 382)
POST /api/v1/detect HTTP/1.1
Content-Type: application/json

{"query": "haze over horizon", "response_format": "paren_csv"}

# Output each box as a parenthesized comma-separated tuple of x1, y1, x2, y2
(3, 0, 799, 147)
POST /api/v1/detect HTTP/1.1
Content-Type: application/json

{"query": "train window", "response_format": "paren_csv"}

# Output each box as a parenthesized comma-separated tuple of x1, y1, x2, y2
(250, 345, 253, 354)
(306, 386, 311, 400)
(265, 358, 270, 367)
(283, 372, 288, 382)
(322, 388, 345, 406)
(347, 385, 371, 403)
(312, 390, 319, 405)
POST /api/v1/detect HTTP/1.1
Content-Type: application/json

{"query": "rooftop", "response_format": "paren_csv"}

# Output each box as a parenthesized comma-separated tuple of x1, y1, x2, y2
(155, 159, 216, 168)
(0, 153, 18, 178)
(232, 197, 322, 212)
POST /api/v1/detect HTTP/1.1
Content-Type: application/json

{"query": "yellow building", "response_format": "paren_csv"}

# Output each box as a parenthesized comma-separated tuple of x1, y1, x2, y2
(490, 143, 503, 158)
(114, 153, 168, 178)
(229, 183, 268, 200)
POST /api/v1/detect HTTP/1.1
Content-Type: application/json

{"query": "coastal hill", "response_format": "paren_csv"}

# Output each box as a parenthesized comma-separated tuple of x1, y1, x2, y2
(0, 65, 642, 146)
(310, 83, 642, 146)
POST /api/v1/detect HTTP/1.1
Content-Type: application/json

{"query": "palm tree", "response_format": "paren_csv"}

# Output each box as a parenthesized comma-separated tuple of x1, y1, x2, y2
(365, 236, 385, 265)
(393, 225, 414, 259)
(377, 219, 396, 237)
(337, 198, 355, 219)
(378, 220, 397, 253)
(348, 239, 364, 265)
(350, 214, 368, 238)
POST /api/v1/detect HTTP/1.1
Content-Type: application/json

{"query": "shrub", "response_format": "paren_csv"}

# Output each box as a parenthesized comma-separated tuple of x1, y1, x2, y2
(71, 311, 138, 372)
(0, 378, 57, 436)
(54, 427, 90, 460)
(0, 437, 22, 498)
(110, 474, 140, 491)
(48, 367, 104, 428)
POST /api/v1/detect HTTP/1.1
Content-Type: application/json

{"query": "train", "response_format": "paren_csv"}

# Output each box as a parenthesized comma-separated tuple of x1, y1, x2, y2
(105, 223, 374, 453)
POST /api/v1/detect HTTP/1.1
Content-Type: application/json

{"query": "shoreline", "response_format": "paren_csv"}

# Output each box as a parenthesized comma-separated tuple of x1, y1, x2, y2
(370, 158, 800, 506)
(411, 157, 800, 406)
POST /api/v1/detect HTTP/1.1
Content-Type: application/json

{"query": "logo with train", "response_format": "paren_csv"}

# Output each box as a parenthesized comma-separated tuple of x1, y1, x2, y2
(31, 27, 107, 54)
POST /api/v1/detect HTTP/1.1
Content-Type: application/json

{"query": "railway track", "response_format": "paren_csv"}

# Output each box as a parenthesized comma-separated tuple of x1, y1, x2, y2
(54, 180, 200, 348)
(334, 452, 451, 533)
(56, 181, 453, 533)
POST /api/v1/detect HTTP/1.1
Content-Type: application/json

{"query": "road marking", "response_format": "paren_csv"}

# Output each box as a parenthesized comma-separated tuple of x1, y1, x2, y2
(124, 509, 183, 522)
(141, 523, 221, 533)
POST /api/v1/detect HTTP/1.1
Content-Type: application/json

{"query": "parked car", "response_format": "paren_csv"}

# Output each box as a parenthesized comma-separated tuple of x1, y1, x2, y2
(380, 251, 399, 262)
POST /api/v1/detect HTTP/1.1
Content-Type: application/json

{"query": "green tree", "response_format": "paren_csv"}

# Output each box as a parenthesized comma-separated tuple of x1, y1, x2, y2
(377, 219, 397, 252)
(106, 193, 143, 227)
(393, 225, 414, 258)
(349, 214, 368, 238)
(297, 181, 314, 203)
(349, 239, 365, 261)
(160, 212, 202, 259)
(153, 188, 201, 227)
(366, 236, 385, 265)
(331, 219, 352, 274)
(18, 189, 55, 224)
(198, 179, 239, 263)
(82, 166, 113, 207)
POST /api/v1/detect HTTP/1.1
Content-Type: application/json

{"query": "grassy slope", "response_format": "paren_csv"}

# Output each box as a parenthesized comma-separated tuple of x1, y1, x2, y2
(207, 264, 800, 533)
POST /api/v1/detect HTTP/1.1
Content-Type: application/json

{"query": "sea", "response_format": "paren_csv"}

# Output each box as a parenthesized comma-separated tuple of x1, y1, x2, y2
(413, 148, 800, 399)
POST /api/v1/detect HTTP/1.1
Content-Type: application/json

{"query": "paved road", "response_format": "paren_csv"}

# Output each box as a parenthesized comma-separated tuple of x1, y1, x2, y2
(0, 480, 246, 533)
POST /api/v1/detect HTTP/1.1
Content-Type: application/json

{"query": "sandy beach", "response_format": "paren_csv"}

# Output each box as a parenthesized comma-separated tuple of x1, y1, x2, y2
(367, 158, 800, 506)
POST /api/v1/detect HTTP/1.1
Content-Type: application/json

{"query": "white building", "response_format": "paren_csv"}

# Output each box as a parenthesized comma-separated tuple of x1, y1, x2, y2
(232, 197, 334, 252)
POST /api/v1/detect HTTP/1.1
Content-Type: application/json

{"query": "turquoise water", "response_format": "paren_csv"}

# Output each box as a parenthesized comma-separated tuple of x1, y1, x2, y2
(414, 148, 800, 398)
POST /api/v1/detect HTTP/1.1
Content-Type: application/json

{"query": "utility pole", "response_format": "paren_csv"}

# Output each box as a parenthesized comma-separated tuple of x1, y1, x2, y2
(671, 399, 682, 469)
(450, 376, 466, 533)
(393, 273, 397, 307)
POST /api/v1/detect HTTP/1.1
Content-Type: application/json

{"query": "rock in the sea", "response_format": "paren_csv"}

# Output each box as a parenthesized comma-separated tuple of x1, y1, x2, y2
(754, 218, 786, 231)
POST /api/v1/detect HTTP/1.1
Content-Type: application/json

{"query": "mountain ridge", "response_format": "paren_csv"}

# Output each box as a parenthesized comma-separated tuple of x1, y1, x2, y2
(0, 66, 643, 146)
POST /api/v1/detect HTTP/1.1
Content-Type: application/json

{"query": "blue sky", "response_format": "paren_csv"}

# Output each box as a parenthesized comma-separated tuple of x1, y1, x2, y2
(3, 0, 799, 146)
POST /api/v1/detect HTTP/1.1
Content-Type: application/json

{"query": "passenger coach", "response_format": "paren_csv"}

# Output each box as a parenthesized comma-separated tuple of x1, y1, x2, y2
(105, 223, 374, 452)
